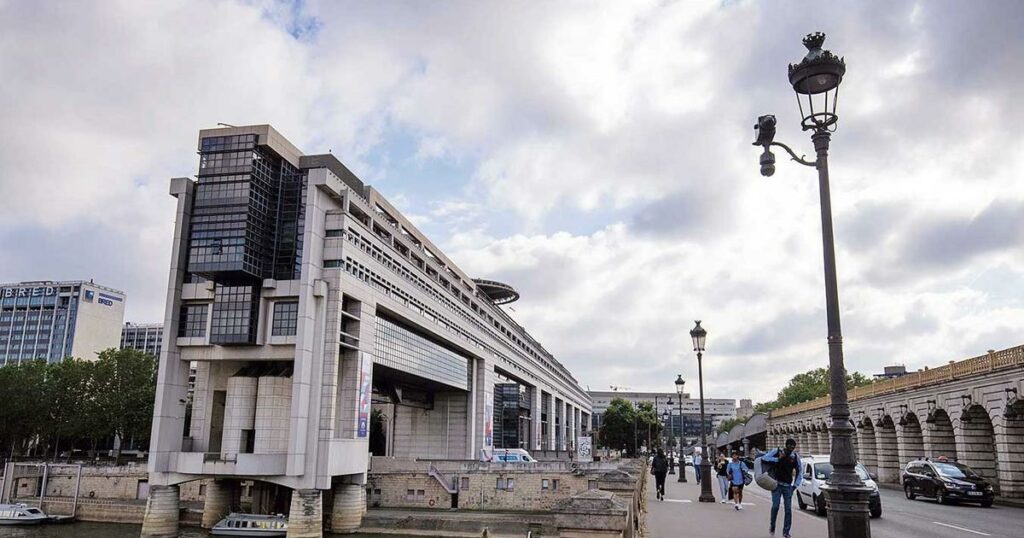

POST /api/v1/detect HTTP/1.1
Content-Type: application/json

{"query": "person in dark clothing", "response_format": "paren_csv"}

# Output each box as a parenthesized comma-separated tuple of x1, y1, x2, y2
(651, 448, 669, 501)
(762, 438, 803, 538)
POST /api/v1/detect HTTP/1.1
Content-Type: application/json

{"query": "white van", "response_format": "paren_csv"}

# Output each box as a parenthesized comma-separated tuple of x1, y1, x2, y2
(795, 454, 882, 518)
(487, 448, 537, 463)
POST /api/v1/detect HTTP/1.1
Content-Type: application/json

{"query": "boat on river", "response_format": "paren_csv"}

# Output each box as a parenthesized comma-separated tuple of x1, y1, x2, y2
(0, 503, 48, 526)
(211, 513, 288, 537)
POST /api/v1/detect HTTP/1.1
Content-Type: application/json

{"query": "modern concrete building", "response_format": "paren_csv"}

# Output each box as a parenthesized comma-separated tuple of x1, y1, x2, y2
(0, 280, 125, 365)
(588, 390, 736, 447)
(121, 322, 164, 357)
(143, 125, 591, 536)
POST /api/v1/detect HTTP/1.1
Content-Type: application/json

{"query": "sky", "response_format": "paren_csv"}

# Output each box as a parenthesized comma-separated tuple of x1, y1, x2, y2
(1, 0, 1022, 404)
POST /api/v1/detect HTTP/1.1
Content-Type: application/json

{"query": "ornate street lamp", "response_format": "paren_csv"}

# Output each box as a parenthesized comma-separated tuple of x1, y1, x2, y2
(689, 321, 715, 502)
(752, 32, 871, 538)
(674, 376, 687, 483)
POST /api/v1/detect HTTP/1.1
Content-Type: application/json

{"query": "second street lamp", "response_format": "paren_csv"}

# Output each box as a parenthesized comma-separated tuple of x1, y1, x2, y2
(752, 32, 871, 538)
(690, 321, 715, 502)
(674, 376, 687, 483)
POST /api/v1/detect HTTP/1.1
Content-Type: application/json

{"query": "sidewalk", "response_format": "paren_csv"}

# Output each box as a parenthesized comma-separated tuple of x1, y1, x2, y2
(646, 466, 828, 538)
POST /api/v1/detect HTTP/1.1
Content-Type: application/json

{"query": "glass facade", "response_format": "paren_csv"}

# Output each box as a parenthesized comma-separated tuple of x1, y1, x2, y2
(271, 301, 299, 336)
(373, 316, 470, 391)
(210, 285, 259, 345)
(184, 132, 309, 346)
(121, 323, 163, 357)
(494, 382, 532, 449)
(178, 304, 209, 338)
(0, 282, 106, 365)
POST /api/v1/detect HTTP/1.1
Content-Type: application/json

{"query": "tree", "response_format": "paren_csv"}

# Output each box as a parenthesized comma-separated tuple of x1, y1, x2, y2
(635, 401, 663, 453)
(597, 398, 637, 455)
(716, 416, 745, 435)
(44, 358, 97, 459)
(93, 348, 157, 460)
(754, 367, 874, 412)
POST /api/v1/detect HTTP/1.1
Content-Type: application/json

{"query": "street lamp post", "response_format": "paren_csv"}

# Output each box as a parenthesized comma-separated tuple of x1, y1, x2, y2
(689, 322, 715, 502)
(752, 32, 871, 538)
(662, 409, 675, 475)
(674, 376, 687, 483)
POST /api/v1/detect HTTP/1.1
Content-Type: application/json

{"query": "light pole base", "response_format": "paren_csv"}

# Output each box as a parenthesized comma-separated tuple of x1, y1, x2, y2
(824, 485, 872, 538)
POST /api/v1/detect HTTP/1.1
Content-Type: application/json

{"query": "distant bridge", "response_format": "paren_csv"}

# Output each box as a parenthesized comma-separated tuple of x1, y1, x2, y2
(718, 345, 1024, 498)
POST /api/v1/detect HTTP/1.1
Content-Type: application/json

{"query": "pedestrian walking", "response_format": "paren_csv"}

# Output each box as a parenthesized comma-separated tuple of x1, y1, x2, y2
(693, 452, 702, 484)
(726, 450, 750, 511)
(762, 438, 803, 538)
(651, 448, 669, 501)
(715, 454, 730, 503)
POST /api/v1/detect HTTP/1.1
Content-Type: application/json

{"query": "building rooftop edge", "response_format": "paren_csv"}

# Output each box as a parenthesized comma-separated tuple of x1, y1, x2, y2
(0, 280, 126, 296)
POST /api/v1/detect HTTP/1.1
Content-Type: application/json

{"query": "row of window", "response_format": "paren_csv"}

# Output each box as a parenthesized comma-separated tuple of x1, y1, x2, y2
(178, 301, 299, 338)
(339, 224, 578, 394)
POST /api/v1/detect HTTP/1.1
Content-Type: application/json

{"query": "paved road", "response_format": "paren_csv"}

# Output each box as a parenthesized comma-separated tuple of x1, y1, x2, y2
(647, 466, 1023, 538)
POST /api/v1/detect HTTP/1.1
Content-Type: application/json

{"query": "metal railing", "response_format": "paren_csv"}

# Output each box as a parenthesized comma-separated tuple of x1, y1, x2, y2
(771, 345, 1024, 418)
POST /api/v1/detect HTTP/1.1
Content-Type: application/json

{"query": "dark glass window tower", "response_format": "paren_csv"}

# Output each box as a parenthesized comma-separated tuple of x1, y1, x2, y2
(186, 133, 307, 345)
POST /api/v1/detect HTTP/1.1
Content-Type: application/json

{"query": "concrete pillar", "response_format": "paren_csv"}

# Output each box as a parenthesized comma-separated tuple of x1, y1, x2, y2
(923, 413, 958, 460)
(140, 484, 180, 538)
(287, 489, 323, 538)
(875, 420, 900, 485)
(995, 414, 1024, 498)
(202, 479, 240, 528)
(566, 404, 574, 451)
(817, 430, 829, 455)
(472, 358, 496, 456)
(222, 377, 257, 460)
(331, 483, 363, 533)
(546, 392, 556, 451)
(897, 421, 925, 469)
(531, 386, 543, 451)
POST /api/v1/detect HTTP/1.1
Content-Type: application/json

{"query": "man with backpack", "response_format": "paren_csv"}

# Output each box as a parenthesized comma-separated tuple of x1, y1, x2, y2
(762, 438, 803, 538)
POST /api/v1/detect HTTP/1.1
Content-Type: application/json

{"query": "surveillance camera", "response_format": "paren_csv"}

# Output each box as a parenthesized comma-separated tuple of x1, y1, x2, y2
(753, 115, 777, 146)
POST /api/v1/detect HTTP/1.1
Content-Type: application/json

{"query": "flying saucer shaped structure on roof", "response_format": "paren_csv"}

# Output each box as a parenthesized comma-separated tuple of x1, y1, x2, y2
(473, 278, 520, 305)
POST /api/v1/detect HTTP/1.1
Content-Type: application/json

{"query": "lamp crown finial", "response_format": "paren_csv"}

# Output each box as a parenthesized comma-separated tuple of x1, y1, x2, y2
(803, 32, 826, 51)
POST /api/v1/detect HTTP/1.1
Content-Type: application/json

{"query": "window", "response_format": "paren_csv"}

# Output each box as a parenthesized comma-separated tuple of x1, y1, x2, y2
(271, 302, 299, 336)
(552, 479, 560, 490)
(461, 477, 469, 490)
(541, 479, 549, 490)
(178, 304, 209, 337)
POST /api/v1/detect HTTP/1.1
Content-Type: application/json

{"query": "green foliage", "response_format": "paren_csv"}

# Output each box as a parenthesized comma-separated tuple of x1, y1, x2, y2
(0, 348, 157, 460)
(596, 398, 663, 457)
(753, 367, 874, 413)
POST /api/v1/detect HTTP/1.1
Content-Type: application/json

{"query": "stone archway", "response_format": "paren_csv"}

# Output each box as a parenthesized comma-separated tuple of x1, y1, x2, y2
(924, 408, 957, 461)
(875, 416, 899, 484)
(897, 412, 925, 467)
(996, 400, 1024, 498)
(857, 418, 877, 476)
(803, 425, 818, 454)
(957, 404, 999, 492)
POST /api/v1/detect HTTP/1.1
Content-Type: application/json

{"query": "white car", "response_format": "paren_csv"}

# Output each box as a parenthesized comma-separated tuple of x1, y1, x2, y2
(795, 455, 882, 518)
(684, 455, 694, 466)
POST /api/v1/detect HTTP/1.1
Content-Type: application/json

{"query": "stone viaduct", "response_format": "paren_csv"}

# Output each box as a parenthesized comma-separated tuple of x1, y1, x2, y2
(727, 345, 1024, 498)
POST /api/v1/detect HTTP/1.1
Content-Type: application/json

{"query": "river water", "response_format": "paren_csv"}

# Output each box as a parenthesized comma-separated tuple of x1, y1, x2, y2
(0, 522, 396, 537)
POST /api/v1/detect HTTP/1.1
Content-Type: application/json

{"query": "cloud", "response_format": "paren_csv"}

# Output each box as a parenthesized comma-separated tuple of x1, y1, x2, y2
(2, 0, 1024, 404)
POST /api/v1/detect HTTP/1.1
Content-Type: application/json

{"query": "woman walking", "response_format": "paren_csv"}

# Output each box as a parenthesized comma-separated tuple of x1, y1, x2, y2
(651, 449, 669, 501)
(727, 450, 750, 511)
(715, 455, 730, 503)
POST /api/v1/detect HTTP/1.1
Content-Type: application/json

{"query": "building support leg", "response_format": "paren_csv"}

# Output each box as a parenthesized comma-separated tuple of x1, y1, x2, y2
(202, 479, 239, 528)
(140, 484, 180, 538)
(331, 483, 364, 533)
(287, 489, 323, 538)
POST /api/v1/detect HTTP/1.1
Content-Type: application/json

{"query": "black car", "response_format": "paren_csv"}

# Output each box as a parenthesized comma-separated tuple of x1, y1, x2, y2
(901, 459, 994, 507)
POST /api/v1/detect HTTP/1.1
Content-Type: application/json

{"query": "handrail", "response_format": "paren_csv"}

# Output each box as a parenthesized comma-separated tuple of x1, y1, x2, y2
(770, 345, 1024, 418)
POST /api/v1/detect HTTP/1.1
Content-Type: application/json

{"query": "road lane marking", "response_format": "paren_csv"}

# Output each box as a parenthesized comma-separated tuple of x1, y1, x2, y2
(932, 522, 990, 536)
(664, 499, 692, 503)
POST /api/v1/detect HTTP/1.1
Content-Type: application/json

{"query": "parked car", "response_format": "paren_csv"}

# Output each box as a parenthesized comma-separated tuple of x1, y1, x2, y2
(684, 455, 694, 466)
(901, 458, 994, 507)
(796, 455, 882, 518)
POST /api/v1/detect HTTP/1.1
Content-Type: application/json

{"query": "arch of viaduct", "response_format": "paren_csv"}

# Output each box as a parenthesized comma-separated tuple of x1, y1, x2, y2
(731, 346, 1024, 498)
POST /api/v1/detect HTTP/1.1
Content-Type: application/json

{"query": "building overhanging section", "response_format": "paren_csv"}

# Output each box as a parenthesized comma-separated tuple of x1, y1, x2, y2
(372, 313, 471, 392)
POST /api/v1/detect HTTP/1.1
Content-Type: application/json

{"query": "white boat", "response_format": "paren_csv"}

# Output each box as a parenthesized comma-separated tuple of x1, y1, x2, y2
(0, 503, 48, 526)
(211, 512, 288, 537)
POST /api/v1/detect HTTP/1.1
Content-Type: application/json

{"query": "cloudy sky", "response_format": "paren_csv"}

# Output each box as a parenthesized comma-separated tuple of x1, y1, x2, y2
(2, 0, 1022, 403)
